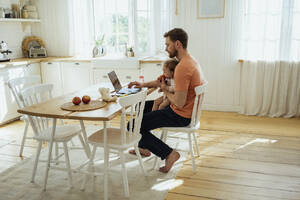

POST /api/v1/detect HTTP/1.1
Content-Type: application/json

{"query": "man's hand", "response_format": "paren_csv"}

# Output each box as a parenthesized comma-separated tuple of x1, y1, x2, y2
(128, 81, 143, 88)
(157, 75, 166, 82)
(160, 78, 169, 91)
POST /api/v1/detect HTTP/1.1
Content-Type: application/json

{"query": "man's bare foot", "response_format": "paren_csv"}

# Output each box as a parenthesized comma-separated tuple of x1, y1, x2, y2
(129, 148, 151, 157)
(159, 150, 180, 173)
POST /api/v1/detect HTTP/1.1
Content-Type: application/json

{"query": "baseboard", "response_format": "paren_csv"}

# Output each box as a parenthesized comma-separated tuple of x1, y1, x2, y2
(202, 104, 242, 112)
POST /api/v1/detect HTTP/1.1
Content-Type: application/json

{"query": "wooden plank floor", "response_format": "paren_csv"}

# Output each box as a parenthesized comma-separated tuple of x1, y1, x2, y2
(0, 111, 300, 199)
(166, 111, 300, 200)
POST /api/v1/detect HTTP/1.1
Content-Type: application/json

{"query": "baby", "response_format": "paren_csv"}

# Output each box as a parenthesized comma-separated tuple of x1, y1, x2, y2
(152, 58, 178, 111)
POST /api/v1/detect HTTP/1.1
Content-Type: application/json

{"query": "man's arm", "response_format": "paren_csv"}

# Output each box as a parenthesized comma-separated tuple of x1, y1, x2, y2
(128, 79, 160, 88)
(164, 90, 187, 108)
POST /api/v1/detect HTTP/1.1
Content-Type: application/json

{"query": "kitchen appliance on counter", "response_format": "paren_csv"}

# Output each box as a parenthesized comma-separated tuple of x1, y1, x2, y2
(22, 36, 47, 58)
(0, 41, 12, 62)
(29, 46, 47, 58)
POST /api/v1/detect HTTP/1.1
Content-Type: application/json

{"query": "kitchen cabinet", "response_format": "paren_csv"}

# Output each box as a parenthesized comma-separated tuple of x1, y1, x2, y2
(140, 62, 163, 82)
(24, 63, 41, 77)
(61, 62, 91, 94)
(140, 62, 164, 100)
(92, 68, 139, 85)
(0, 63, 41, 125)
(41, 62, 63, 97)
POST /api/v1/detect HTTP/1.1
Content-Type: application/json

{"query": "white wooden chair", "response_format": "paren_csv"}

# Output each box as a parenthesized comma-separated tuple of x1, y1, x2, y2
(153, 81, 208, 173)
(81, 89, 147, 199)
(21, 83, 88, 189)
(7, 75, 41, 157)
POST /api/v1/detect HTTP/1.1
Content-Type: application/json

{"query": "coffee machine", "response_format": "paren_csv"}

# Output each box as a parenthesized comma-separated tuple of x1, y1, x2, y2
(0, 41, 12, 62)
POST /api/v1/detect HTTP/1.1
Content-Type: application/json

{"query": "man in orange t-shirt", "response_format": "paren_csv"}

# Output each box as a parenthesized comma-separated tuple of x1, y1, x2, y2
(128, 28, 205, 173)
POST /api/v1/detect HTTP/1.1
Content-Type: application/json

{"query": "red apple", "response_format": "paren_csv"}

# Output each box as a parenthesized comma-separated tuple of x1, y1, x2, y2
(72, 96, 81, 105)
(82, 95, 91, 104)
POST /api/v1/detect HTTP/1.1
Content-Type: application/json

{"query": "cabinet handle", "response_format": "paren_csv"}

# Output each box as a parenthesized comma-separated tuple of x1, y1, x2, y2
(47, 62, 52, 65)
(156, 63, 162, 67)
(75, 63, 80, 65)
(102, 75, 108, 78)
(125, 76, 132, 79)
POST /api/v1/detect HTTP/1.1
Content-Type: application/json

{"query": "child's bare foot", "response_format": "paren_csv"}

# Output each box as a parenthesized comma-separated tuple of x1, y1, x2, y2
(129, 148, 151, 157)
(159, 150, 180, 173)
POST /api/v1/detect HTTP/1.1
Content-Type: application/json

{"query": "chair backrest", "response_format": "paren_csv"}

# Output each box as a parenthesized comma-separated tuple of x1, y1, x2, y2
(119, 89, 147, 144)
(21, 83, 54, 136)
(190, 81, 208, 128)
(7, 75, 41, 108)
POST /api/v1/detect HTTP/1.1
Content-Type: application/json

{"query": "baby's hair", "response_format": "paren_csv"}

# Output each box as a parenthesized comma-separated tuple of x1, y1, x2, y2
(163, 58, 179, 73)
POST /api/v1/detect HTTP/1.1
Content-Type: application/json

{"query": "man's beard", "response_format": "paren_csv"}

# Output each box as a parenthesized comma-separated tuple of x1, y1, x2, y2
(168, 49, 178, 58)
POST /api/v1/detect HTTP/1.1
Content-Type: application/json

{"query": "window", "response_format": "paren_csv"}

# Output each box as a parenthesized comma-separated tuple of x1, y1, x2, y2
(93, 0, 172, 56)
(240, 0, 300, 61)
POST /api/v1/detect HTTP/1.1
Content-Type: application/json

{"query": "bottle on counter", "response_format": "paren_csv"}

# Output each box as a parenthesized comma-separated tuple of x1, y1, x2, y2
(139, 75, 144, 83)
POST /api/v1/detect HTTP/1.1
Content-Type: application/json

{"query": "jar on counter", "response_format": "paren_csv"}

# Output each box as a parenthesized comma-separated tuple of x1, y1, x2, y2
(22, 9, 28, 18)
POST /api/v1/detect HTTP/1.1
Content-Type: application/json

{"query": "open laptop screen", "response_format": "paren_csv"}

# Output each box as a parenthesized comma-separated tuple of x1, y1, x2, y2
(108, 70, 122, 92)
(107, 70, 141, 95)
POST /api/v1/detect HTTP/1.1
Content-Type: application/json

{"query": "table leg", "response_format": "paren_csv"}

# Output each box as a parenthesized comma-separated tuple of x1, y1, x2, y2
(43, 118, 57, 191)
(103, 121, 108, 200)
(79, 120, 91, 157)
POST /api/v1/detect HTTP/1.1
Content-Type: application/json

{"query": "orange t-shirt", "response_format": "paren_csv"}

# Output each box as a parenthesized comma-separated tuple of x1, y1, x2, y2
(170, 55, 205, 118)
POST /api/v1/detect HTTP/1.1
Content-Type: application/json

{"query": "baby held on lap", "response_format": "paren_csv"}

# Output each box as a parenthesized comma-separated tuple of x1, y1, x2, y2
(152, 59, 179, 111)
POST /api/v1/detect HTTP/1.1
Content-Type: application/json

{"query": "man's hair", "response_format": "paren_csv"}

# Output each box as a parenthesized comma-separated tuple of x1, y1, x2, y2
(164, 28, 188, 49)
(164, 58, 179, 73)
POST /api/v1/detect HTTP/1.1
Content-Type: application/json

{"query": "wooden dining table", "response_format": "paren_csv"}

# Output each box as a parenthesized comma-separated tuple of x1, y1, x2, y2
(17, 83, 155, 199)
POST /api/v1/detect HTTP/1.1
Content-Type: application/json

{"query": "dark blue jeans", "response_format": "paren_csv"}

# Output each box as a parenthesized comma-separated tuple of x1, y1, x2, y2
(138, 101, 190, 160)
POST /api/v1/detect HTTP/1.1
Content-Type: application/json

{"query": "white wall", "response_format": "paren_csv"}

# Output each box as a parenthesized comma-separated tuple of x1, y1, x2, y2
(173, 0, 243, 112)
(32, 0, 71, 56)
(0, 0, 32, 58)
(2, 0, 243, 112)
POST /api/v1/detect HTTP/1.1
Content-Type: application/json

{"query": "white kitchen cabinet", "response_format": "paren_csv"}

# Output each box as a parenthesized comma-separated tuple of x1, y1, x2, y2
(116, 69, 140, 84)
(93, 68, 113, 85)
(61, 62, 91, 94)
(0, 64, 41, 125)
(140, 62, 163, 100)
(41, 62, 63, 97)
(140, 62, 163, 82)
(24, 63, 41, 77)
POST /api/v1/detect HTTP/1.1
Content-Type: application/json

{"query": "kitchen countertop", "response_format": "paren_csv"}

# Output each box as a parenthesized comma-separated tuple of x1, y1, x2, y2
(0, 55, 168, 69)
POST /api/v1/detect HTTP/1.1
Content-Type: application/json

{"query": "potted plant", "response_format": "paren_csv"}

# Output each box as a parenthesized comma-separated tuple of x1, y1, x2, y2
(93, 34, 106, 57)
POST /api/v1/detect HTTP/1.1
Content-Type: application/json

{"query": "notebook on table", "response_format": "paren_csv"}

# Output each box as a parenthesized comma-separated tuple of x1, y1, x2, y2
(107, 70, 141, 95)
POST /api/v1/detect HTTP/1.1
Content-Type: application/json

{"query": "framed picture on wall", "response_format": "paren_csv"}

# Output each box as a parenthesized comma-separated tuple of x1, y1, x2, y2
(197, 0, 225, 19)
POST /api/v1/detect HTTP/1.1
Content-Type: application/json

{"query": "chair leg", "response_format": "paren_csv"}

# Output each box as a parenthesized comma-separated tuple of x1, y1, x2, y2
(134, 144, 146, 176)
(81, 145, 97, 191)
(152, 130, 165, 170)
(119, 150, 129, 197)
(55, 142, 59, 165)
(104, 145, 109, 200)
(188, 134, 197, 173)
(78, 133, 89, 159)
(19, 120, 29, 157)
(192, 132, 200, 157)
(31, 141, 42, 183)
(63, 142, 73, 189)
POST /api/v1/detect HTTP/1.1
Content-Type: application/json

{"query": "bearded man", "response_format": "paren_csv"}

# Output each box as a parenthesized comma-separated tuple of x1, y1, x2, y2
(128, 28, 206, 173)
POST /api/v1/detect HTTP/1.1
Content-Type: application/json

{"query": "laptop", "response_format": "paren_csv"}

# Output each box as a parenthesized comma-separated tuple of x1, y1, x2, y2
(108, 70, 141, 95)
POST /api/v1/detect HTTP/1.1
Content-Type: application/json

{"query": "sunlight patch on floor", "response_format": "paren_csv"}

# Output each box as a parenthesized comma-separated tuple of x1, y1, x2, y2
(235, 138, 277, 150)
(152, 179, 183, 191)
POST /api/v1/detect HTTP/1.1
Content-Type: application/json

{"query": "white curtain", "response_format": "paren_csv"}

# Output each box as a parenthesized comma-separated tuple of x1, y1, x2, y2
(239, 0, 300, 117)
(68, 0, 94, 57)
(240, 61, 300, 117)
